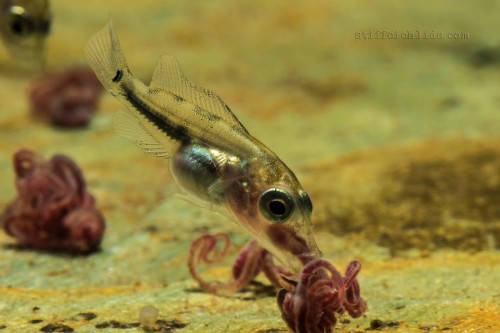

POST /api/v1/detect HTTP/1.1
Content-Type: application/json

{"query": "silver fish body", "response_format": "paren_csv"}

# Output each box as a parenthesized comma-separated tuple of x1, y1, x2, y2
(0, 0, 51, 68)
(170, 144, 228, 205)
(85, 21, 321, 273)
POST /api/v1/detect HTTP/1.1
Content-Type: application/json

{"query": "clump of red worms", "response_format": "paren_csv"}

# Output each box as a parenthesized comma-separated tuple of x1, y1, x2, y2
(189, 234, 291, 295)
(188, 233, 367, 332)
(29, 66, 103, 128)
(0, 149, 105, 254)
(277, 260, 367, 333)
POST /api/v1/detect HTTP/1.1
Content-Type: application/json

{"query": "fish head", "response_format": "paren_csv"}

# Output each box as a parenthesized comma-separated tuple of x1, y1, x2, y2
(226, 154, 322, 273)
(0, 0, 51, 69)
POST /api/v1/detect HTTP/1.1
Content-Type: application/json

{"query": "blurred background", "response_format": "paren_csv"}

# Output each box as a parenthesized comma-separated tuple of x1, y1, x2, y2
(0, 1, 498, 332)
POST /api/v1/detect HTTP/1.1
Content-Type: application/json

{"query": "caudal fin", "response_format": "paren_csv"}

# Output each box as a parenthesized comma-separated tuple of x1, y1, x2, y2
(84, 19, 131, 94)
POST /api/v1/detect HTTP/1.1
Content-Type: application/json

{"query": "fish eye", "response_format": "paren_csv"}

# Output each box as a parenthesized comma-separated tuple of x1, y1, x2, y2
(259, 188, 294, 223)
(8, 7, 34, 36)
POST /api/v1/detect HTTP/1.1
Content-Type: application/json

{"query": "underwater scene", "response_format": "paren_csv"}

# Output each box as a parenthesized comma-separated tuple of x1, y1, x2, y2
(0, 1, 499, 332)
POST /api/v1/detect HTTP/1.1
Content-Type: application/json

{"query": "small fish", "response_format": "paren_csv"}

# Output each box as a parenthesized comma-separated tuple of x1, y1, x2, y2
(85, 20, 321, 272)
(0, 0, 51, 68)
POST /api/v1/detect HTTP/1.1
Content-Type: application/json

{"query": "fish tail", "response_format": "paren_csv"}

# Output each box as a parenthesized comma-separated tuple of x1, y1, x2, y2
(85, 19, 132, 95)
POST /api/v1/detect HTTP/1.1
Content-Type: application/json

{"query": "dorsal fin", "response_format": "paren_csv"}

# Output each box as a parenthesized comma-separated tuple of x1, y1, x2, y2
(149, 55, 248, 134)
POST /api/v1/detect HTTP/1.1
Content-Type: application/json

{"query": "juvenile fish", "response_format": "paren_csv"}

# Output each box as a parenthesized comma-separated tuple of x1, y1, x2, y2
(0, 0, 51, 68)
(85, 20, 321, 272)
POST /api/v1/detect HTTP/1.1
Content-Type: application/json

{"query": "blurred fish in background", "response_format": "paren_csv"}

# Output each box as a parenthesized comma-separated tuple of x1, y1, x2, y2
(0, 0, 51, 69)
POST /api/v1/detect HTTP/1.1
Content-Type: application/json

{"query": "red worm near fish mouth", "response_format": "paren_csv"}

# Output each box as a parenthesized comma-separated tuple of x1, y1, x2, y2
(278, 259, 367, 333)
(188, 233, 367, 332)
(188, 234, 290, 295)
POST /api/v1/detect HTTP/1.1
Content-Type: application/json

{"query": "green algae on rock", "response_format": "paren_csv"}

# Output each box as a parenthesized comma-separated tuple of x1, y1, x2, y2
(306, 139, 500, 254)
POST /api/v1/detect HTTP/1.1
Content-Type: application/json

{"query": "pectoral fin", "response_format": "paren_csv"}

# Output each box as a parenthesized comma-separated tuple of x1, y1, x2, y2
(113, 109, 170, 158)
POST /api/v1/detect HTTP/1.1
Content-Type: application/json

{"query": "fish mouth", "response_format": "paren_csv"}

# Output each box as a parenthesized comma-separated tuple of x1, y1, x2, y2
(266, 222, 322, 273)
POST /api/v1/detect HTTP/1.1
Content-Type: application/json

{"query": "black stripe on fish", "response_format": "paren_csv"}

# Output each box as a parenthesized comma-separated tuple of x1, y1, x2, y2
(193, 105, 219, 122)
(113, 70, 123, 83)
(173, 95, 185, 103)
(123, 86, 191, 144)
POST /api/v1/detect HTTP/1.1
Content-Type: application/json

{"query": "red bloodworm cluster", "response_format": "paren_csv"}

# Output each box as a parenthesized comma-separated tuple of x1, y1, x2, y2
(29, 66, 103, 128)
(0, 149, 105, 254)
(277, 259, 367, 333)
(188, 233, 367, 332)
(188, 234, 292, 295)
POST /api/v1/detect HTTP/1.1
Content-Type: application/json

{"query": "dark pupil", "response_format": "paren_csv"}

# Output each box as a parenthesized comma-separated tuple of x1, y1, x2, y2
(269, 199, 286, 216)
(10, 15, 32, 36)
